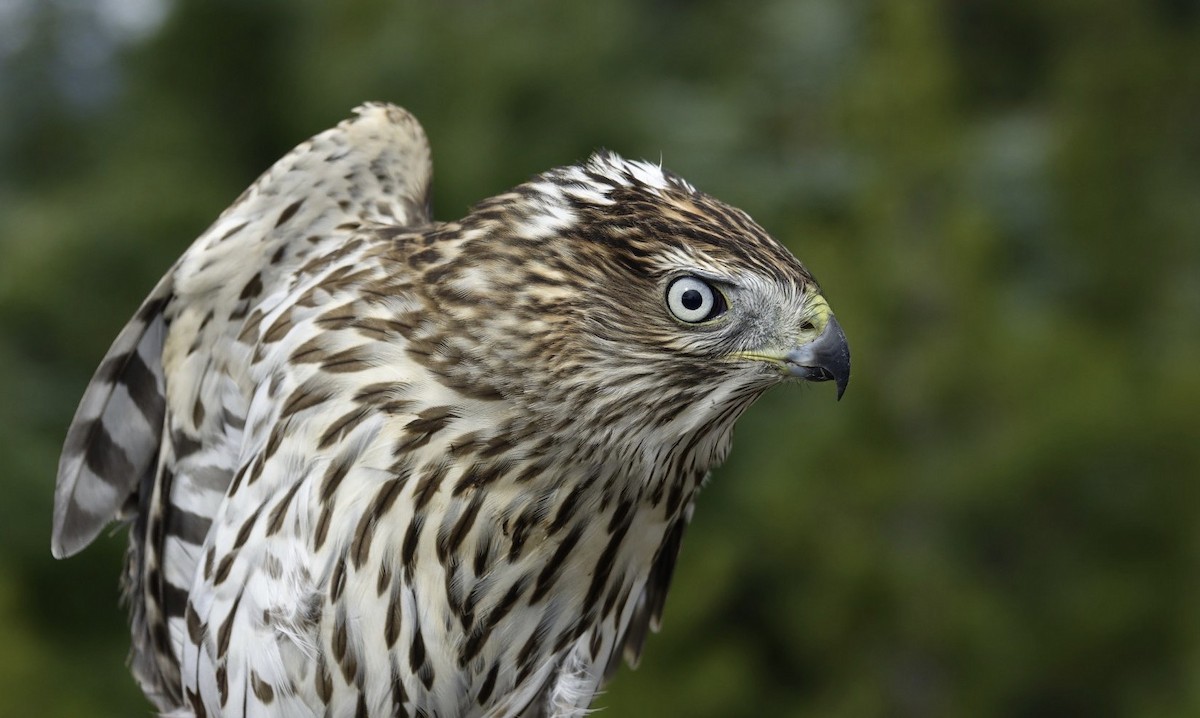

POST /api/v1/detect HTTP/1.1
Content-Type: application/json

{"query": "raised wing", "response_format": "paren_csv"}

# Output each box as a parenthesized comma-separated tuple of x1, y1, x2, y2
(51, 102, 435, 709)
(52, 102, 433, 559)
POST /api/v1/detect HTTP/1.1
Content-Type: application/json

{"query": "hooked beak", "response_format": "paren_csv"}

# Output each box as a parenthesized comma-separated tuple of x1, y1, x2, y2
(784, 315, 851, 399)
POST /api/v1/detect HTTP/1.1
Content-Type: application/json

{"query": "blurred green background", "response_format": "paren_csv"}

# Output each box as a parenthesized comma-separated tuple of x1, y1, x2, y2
(2, 0, 1199, 716)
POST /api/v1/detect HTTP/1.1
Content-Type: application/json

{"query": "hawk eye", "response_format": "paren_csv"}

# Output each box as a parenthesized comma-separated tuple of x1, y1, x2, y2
(666, 276, 726, 323)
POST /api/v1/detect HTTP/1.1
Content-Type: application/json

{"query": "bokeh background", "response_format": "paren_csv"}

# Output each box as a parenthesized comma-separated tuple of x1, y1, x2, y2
(3, 1, 1199, 716)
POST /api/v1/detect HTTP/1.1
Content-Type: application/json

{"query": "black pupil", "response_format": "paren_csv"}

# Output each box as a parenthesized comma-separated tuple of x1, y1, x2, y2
(681, 288, 705, 311)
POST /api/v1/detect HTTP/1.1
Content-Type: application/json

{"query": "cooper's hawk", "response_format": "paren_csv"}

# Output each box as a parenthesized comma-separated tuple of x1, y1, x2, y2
(52, 103, 849, 717)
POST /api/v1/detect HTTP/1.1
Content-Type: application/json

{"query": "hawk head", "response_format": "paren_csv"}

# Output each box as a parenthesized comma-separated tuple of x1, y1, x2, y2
(412, 150, 849, 466)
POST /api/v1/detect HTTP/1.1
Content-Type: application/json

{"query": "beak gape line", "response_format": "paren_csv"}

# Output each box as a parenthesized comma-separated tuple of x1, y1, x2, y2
(784, 316, 851, 400)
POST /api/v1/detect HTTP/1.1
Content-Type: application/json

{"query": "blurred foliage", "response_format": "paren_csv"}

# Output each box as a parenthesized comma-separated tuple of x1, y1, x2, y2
(2, 0, 1199, 716)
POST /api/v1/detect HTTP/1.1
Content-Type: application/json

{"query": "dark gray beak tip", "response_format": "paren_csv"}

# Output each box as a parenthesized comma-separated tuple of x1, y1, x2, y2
(785, 316, 851, 400)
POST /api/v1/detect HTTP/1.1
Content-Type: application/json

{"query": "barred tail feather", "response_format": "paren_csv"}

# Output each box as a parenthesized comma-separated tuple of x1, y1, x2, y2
(52, 274, 173, 558)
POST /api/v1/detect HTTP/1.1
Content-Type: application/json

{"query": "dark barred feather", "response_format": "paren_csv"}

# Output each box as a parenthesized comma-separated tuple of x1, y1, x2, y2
(52, 277, 172, 559)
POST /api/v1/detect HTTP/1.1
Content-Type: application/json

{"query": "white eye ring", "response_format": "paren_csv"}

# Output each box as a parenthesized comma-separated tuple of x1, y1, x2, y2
(666, 276, 723, 323)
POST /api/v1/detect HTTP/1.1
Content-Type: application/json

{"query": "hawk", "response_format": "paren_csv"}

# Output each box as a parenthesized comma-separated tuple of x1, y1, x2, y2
(51, 103, 849, 717)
